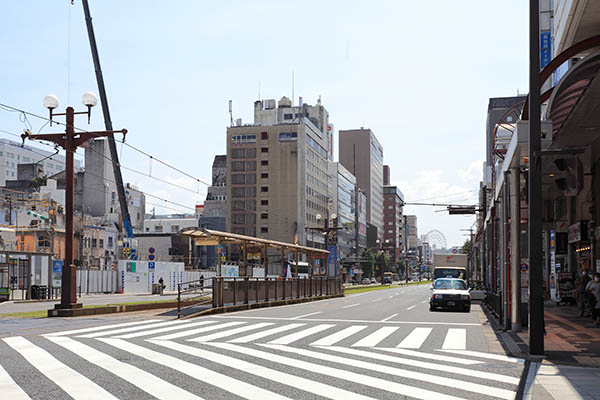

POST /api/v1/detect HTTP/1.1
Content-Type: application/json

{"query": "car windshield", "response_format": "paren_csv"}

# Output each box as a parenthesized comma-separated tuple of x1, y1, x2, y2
(434, 279, 467, 290)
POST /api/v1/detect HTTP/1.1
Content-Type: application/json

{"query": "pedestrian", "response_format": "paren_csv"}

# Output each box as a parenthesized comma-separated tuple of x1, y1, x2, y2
(586, 273, 600, 326)
(200, 274, 204, 288)
(575, 270, 592, 317)
(158, 277, 165, 290)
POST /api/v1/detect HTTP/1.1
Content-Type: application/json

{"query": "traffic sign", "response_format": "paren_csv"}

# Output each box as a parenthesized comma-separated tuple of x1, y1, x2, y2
(520, 263, 529, 272)
(149, 247, 155, 254)
(148, 261, 155, 270)
(149, 254, 155, 261)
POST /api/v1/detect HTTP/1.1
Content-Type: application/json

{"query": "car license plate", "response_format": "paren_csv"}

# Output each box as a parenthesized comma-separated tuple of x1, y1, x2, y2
(447, 301, 455, 306)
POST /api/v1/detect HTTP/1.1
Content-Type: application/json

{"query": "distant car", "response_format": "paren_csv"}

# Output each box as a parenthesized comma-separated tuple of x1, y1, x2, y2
(370, 278, 376, 284)
(430, 278, 471, 312)
(383, 276, 392, 284)
(361, 278, 370, 285)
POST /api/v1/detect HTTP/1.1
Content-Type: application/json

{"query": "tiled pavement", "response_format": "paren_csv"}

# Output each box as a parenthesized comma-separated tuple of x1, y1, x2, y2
(499, 302, 600, 399)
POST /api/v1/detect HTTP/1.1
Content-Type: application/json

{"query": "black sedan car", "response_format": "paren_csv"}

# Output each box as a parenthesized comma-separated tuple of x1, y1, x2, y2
(429, 278, 471, 312)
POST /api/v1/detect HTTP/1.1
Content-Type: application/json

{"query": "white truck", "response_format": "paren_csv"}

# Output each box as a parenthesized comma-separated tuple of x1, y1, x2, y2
(432, 253, 468, 281)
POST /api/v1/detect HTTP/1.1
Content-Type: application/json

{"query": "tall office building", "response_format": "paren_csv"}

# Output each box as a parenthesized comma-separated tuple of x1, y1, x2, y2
(405, 215, 418, 264)
(226, 96, 331, 246)
(339, 128, 384, 241)
(383, 185, 405, 266)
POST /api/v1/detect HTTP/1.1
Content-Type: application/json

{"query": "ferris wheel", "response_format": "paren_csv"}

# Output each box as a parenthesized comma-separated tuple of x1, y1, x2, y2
(426, 230, 447, 250)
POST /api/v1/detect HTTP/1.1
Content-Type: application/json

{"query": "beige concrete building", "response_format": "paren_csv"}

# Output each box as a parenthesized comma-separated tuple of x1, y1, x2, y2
(226, 97, 331, 247)
(339, 128, 384, 240)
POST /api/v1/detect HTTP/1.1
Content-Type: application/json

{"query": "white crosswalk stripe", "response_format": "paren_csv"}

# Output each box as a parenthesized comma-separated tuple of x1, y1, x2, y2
(1, 318, 524, 400)
(442, 328, 467, 350)
(188, 322, 274, 342)
(268, 324, 335, 345)
(47, 336, 202, 399)
(351, 326, 398, 347)
(396, 327, 432, 348)
(0, 364, 31, 399)
(3, 336, 118, 400)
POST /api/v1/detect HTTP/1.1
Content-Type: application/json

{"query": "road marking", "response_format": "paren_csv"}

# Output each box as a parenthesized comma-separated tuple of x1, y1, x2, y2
(522, 361, 540, 400)
(387, 296, 394, 299)
(214, 315, 482, 326)
(378, 348, 483, 365)
(310, 325, 368, 346)
(211, 343, 466, 400)
(78, 319, 191, 338)
(351, 326, 399, 347)
(438, 349, 524, 364)
(442, 328, 466, 350)
(43, 319, 160, 337)
(3, 336, 118, 400)
(371, 298, 382, 303)
(278, 344, 517, 400)
(116, 320, 217, 339)
(152, 321, 245, 340)
(397, 327, 432, 349)
(0, 364, 31, 399)
(406, 305, 416, 310)
(342, 303, 360, 309)
(228, 323, 305, 343)
(318, 346, 519, 385)
(269, 324, 335, 345)
(99, 338, 285, 400)
(149, 340, 376, 400)
(380, 313, 398, 322)
(422, 300, 429, 303)
(290, 311, 322, 319)
(188, 322, 273, 342)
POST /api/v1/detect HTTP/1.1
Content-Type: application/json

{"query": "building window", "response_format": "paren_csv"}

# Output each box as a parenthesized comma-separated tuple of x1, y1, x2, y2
(231, 134, 257, 144)
(261, 227, 268, 233)
(261, 147, 268, 153)
(279, 132, 297, 142)
(261, 160, 268, 166)
(232, 174, 245, 184)
(261, 200, 268, 206)
(171, 225, 179, 233)
(246, 161, 257, 171)
(99, 239, 104, 248)
(283, 113, 293, 120)
(108, 236, 113, 247)
(261, 173, 268, 179)
(261, 186, 268, 193)
(232, 214, 245, 224)
(261, 213, 268, 220)
(38, 237, 51, 248)
(154, 225, 163, 232)
(261, 132, 268, 140)
(92, 239, 97, 248)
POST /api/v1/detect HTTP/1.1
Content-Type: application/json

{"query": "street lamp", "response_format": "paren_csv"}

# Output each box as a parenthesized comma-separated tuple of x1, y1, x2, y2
(22, 93, 127, 315)
(376, 238, 390, 284)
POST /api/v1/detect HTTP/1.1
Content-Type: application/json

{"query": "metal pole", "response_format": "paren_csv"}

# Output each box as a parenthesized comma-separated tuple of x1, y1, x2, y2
(510, 167, 522, 331)
(529, 0, 544, 356)
(82, 0, 133, 238)
(503, 172, 511, 330)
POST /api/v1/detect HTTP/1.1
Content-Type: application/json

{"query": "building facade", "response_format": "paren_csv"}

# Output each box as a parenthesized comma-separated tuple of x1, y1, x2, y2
(226, 96, 331, 248)
(339, 128, 384, 241)
(405, 215, 418, 265)
(383, 185, 405, 267)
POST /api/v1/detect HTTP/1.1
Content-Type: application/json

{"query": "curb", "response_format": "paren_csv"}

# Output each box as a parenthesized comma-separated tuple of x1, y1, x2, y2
(183, 293, 345, 319)
(47, 298, 211, 317)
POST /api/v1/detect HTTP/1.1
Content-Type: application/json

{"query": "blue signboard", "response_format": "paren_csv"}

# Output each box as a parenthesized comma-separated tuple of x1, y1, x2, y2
(327, 245, 337, 278)
(540, 31, 551, 68)
(52, 260, 63, 288)
(148, 261, 155, 270)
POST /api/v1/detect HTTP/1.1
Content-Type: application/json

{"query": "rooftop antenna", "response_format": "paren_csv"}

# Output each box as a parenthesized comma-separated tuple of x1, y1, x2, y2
(292, 70, 295, 107)
(229, 100, 233, 127)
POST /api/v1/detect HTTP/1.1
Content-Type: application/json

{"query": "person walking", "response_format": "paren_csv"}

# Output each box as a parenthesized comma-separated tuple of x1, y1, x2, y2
(586, 273, 600, 326)
(576, 270, 592, 317)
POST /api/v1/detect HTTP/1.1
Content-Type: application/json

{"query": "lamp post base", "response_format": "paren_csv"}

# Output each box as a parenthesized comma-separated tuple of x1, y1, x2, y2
(48, 302, 84, 317)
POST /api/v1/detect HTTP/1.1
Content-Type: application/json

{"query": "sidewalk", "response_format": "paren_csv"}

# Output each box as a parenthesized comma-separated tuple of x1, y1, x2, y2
(498, 301, 600, 399)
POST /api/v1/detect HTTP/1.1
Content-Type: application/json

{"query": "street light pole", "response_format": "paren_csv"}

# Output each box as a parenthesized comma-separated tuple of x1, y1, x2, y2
(22, 94, 126, 313)
(528, 0, 544, 356)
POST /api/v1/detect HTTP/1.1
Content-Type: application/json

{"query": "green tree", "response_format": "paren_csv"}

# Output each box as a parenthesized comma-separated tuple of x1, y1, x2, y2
(461, 239, 472, 255)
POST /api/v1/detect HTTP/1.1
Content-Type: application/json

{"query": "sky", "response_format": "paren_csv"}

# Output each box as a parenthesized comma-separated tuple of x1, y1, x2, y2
(0, 1, 530, 247)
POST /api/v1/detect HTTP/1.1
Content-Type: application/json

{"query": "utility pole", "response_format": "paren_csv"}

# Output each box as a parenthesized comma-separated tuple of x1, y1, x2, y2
(528, 0, 544, 355)
(23, 98, 126, 313)
(306, 213, 343, 276)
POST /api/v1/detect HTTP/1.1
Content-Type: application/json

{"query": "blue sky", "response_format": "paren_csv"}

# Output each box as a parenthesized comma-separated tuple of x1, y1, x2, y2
(0, 1, 529, 246)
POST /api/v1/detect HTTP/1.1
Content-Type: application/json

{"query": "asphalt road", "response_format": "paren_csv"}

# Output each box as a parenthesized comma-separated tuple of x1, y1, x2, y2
(0, 284, 525, 400)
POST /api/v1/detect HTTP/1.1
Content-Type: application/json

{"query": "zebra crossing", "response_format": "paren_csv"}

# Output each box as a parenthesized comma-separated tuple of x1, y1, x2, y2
(0, 317, 525, 400)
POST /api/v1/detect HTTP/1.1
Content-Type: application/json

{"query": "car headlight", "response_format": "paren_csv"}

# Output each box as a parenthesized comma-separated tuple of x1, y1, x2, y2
(432, 294, 442, 299)
(461, 294, 471, 300)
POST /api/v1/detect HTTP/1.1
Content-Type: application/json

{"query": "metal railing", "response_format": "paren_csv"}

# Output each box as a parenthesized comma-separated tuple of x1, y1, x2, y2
(177, 278, 212, 318)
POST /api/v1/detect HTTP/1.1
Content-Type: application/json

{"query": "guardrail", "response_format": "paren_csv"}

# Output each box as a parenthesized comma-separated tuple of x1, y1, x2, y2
(177, 278, 212, 318)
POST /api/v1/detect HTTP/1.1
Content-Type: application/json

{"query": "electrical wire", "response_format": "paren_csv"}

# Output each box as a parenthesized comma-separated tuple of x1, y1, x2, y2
(0, 101, 210, 187)
(0, 128, 196, 212)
